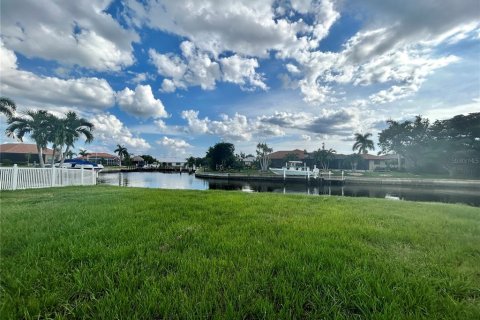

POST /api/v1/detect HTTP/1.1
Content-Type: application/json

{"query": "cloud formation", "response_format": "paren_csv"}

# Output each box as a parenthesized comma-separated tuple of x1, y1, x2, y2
(127, 0, 478, 105)
(1, 0, 139, 71)
(116, 85, 168, 118)
(157, 136, 192, 155)
(91, 113, 150, 151)
(150, 41, 267, 92)
(0, 41, 115, 110)
(181, 110, 284, 141)
(125, 0, 339, 57)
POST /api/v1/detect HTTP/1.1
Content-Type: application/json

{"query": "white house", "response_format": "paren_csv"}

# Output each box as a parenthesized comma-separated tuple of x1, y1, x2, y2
(156, 157, 187, 168)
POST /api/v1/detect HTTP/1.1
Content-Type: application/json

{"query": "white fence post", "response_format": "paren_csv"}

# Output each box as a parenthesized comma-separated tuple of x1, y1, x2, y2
(92, 170, 96, 185)
(12, 164, 18, 190)
(81, 167, 84, 185)
(51, 166, 56, 187)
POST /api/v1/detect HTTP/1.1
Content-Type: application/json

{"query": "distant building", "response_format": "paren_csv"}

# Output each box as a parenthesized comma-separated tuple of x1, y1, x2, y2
(360, 154, 401, 171)
(131, 156, 145, 167)
(79, 152, 120, 166)
(269, 149, 308, 168)
(0, 143, 53, 165)
(243, 156, 256, 166)
(268, 148, 402, 171)
(157, 157, 187, 168)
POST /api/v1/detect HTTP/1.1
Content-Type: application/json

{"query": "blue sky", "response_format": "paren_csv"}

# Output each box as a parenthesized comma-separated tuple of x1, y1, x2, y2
(1, 0, 479, 159)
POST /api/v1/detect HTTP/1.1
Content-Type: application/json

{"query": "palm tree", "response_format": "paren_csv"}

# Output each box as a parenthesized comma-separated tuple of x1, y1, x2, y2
(78, 149, 90, 158)
(0, 97, 17, 119)
(48, 114, 65, 165)
(352, 132, 375, 154)
(64, 150, 76, 159)
(186, 156, 196, 168)
(114, 144, 129, 167)
(59, 112, 94, 166)
(5, 110, 52, 167)
(313, 143, 336, 171)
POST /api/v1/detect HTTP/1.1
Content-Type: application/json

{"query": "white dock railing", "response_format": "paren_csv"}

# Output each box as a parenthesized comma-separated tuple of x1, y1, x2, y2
(0, 164, 97, 190)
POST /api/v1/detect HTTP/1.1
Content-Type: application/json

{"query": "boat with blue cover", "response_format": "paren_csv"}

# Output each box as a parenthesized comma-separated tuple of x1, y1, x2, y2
(56, 159, 104, 171)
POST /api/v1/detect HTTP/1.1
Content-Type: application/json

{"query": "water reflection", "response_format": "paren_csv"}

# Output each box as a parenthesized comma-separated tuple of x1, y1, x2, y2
(98, 172, 480, 207)
(101, 171, 209, 190)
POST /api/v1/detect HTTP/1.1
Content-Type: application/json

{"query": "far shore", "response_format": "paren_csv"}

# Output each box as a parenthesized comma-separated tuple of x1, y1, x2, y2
(194, 171, 480, 188)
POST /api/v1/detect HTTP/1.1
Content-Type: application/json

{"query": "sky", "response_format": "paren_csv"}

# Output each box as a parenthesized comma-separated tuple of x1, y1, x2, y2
(1, 0, 479, 159)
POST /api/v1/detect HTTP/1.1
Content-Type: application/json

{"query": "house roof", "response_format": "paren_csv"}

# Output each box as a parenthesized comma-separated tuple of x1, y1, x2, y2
(361, 153, 398, 160)
(131, 156, 145, 162)
(268, 149, 307, 160)
(243, 156, 256, 162)
(80, 152, 119, 159)
(0, 143, 53, 155)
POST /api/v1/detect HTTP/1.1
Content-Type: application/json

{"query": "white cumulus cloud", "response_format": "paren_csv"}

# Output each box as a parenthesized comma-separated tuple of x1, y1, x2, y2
(157, 136, 192, 155)
(116, 85, 168, 118)
(0, 41, 115, 110)
(1, 0, 139, 71)
(91, 113, 150, 152)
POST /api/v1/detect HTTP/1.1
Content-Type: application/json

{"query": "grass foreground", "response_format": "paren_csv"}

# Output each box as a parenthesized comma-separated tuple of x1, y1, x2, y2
(1, 186, 479, 319)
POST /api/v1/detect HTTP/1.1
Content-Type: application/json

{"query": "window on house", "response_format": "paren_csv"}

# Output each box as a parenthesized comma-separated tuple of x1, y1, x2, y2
(374, 160, 380, 165)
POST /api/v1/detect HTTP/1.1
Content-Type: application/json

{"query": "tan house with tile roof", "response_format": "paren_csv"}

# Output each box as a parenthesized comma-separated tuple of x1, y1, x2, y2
(79, 152, 120, 166)
(0, 143, 54, 165)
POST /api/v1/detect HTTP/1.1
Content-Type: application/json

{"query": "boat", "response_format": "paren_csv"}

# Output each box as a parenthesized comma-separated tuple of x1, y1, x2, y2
(269, 161, 319, 177)
(55, 159, 104, 172)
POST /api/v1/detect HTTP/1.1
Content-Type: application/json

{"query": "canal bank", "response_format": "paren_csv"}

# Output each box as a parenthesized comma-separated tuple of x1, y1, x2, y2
(195, 172, 480, 189)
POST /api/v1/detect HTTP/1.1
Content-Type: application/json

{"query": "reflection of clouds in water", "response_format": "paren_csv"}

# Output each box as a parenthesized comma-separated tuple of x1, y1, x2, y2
(97, 172, 479, 206)
(100, 172, 209, 190)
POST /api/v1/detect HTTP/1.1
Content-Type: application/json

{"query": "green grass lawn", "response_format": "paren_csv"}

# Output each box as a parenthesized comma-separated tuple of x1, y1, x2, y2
(1, 186, 479, 319)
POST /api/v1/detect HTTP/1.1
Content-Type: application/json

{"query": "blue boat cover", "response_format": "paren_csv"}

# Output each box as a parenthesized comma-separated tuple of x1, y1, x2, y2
(63, 159, 100, 167)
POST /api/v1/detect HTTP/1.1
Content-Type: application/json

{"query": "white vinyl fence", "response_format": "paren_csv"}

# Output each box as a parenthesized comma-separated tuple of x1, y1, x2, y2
(0, 164, 97, 190)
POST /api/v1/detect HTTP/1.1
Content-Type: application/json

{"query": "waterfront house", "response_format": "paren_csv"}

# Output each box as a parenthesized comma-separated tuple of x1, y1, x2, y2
(0, 143, 53, 166)
(268, 148, 402, 171)
(361, 154, 401, 171)
(157, 157, 187, 168)
(79, 152, 120, 166)
(269, 149, 308, 168)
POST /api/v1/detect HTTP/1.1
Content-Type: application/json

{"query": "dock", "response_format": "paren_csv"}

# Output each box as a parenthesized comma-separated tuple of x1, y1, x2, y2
(195, 172, 346, 185)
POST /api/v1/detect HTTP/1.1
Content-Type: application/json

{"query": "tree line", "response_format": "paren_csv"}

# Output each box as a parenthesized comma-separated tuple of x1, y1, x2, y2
(379, 113, 479, 176)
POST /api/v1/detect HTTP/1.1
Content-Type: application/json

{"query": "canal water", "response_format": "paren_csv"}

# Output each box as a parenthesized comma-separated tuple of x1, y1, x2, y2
(97, 172, 480, 207)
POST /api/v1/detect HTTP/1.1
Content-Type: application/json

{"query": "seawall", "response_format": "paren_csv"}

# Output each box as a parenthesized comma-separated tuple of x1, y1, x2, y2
(195, 172, 480, 189)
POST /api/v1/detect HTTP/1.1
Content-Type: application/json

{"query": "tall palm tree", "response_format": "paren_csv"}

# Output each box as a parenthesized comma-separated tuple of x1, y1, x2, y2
(352, 132, 375, 154)
(78, 149, 90, 158)
(59, 112, 94, 166)
(5, 110, 52, 167)
(48, 114, 65, 165)
(114, 144, 129, 167)
(0, 97, 17, 119)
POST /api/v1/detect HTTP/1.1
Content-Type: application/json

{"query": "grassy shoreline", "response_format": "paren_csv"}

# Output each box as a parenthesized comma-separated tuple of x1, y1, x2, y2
(1, 186, 479, 319)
